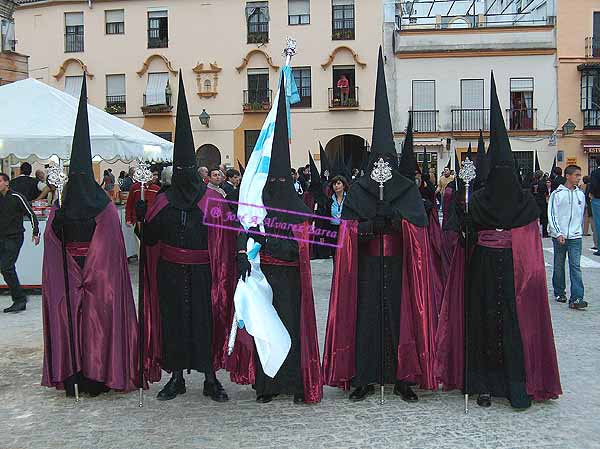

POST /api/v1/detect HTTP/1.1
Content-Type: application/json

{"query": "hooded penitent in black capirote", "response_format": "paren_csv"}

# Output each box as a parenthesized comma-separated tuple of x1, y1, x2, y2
(166, 73, 206, 211)
(469, 73, 539, 230)
(342, 49, 427, 227)
(143, 73, 218, 382)
(461, 72, 548, 409)
(323, 47, 436, 395)
(44, 75, 138, 397)
(249, 75, 313, 400)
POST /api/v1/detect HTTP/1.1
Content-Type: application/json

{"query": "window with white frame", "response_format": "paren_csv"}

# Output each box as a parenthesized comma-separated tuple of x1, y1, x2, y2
(458, 79, 485, 131)
(145, 73, 170, 106)
(106, 74, 126, 114)
(509, 78, 534, 130)
(105, 9, 124, 35)
(332, 0, 354, 40)
(64, 12, 84, 52)
(411, 80, 436, 132)
(148, 10, 168, 48)
(289, 0, 310, 25)
(64, 75, 84, 98)
(246, 2, 269, 44)
(292, 67, 311, 108)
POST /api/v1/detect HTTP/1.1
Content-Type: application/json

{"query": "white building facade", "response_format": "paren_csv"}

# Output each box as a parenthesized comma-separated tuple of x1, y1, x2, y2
(384, 0, 558, 177)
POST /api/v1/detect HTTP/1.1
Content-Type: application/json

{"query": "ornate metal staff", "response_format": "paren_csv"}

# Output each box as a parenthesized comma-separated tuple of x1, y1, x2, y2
(132, 159, 153, 407)
(227, 37, 298, 358)
(458, 156, 476, 414)
(47, 162, 79, 403)
(370, 157, 393, 406)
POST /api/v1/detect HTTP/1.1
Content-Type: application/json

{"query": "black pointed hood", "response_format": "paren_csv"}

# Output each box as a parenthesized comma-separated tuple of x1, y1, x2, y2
(466, 142, 473, 160)
(332, 147, 351, 179)
(473, 130, 489, 191)
(534, 151, 540, 172)
(470, 72, 538, 229)
(308, 151, 326, 205)
(62, 76, 109, 220)
(167, 72, 206, 210)
(369, 46, 397, 162)
(341, 48, 427, 227)
(262, 75, 310, 222)
(445, 157, 451, 170)
(319, 142, 332, 181)
(237, 159, 245, 176)
(399, 116, 416, 180)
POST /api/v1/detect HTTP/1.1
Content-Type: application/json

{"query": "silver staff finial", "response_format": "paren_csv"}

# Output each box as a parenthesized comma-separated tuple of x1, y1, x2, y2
(47, 161, 68, 206)
(132, 159, 153, 185)
(284, 37, 297, 58)
(459, 157, 476, 186)
(370, 157, 393, 190)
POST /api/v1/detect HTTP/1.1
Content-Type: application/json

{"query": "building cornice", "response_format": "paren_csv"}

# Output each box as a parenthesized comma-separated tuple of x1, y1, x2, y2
(396, 48, 555, 59)
(396, 25, 554, 36)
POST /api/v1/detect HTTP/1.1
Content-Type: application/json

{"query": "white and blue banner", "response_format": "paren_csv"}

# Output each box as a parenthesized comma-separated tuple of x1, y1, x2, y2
(233, 66, 299, 377)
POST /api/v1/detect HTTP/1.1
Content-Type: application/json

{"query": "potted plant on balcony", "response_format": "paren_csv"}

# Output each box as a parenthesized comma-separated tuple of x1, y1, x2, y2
(251, 101, 262, 111)
(332, 98, 341, 107)
(347, 98, 358, 108)
(261, 101, 270, 110)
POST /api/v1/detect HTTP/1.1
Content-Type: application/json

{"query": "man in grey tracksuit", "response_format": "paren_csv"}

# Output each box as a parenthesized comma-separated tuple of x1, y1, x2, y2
(548, 165, 587, 309)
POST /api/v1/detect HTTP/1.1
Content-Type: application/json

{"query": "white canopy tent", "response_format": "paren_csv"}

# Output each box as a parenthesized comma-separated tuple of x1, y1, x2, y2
(0, 78, 173, 162)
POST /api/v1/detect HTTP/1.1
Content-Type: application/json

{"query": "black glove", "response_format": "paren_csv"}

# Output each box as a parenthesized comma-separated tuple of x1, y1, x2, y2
(135, 200, 147, 221)
(237, 252, 251, 281)
(248, 226, 266, 246)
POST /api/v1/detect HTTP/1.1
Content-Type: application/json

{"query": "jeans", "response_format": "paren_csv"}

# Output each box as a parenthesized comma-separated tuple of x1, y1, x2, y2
(552, 237, 584, 301)
(592, 198, 600, 248)
(0, 234, 26, 304)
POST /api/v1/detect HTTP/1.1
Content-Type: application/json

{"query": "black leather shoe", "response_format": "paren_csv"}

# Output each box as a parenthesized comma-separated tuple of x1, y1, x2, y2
(349, 385, 374, 402)
(477, 393, 492, 408)
(3, 302, 26, 313)
(393, 382, 418, 402)
(203, 379, 229, 402)
(157, 377, 186, 401)
(256, 394, 273, 403)
(293, 394, 305, 404)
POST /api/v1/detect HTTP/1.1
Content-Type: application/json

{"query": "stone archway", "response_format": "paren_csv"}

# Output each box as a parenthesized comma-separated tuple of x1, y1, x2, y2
(196, 144, 221, 169)
(325, 134, 369, 175)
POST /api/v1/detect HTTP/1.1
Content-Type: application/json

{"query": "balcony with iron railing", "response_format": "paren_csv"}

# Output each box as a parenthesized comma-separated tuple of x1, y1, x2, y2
(243, 89, 273, 112)
(65, 33, 84, 53)
(451, 108, 490, 133)
(506, 108, 537, 130)
(105, 95, 126, 114)
(409, 110, 439, 132)
(585, 37, 600, 58)
(141, 93, 172, 115)
(148, 30, 168, 49)
(328, 86, 359, 109)
(247, 22, 269, 44)
(332, 18, 355, 40)
(584, 109, 600, 129)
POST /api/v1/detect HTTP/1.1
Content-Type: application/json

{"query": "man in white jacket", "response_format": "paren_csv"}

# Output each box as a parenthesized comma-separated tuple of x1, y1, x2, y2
(548, 165, 587, 309)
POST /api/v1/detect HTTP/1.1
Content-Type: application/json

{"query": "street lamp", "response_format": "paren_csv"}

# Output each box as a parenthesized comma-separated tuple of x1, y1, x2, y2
(562, 118, 576, 135)
(199, 109, 210, 127)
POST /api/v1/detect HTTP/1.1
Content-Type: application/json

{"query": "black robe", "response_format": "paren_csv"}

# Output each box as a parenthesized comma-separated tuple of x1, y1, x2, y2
(354, 223, 403, 386)
(242, 218, 304, 396)
(144, 205, 213, 373)
(465, 231, 530, 408)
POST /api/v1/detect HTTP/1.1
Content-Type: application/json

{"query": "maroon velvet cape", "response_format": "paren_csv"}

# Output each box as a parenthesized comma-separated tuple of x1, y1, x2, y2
(434, 221, 562, 400)
(224, 224, 323, 403)
(42, 203, 139, 392)
(427, 208, 444, 323)
(322, 219, 437, 391)
(143, 189, 237, 383)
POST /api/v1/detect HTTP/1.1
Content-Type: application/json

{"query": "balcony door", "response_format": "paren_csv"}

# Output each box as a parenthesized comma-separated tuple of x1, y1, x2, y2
(510, 78, 534, 130)
(247, 69, 269, 105)
(412, 80, 436, 132)
(460, 79, 484, 131)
